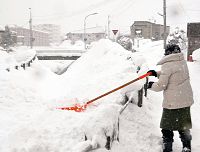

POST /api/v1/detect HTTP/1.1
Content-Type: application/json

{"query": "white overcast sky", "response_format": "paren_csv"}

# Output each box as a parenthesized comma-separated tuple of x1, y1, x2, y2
(0, 0, 200, 34)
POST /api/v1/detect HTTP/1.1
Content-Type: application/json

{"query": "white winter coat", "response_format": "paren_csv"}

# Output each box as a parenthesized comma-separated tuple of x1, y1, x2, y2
(150, 53, 194, 109)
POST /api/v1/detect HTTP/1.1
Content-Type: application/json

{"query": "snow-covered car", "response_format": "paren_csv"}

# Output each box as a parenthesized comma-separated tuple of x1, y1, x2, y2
(117, 35, 135, 52)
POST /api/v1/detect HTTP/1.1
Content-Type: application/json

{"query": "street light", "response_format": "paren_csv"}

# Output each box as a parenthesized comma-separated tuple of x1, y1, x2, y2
(84, 13, 98, 50)
(29, 8, 33, 48)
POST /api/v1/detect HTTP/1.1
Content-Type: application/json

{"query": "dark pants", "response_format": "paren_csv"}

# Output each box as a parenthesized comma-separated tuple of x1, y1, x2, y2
(162, 129, 192, 151)
(160, 107, 192, 131)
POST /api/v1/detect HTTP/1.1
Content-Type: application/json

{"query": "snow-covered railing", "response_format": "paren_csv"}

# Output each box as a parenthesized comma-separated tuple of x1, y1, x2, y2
(36, 49, 83, 60)
(76, 87, 148, 152)
(6, 50, 37, 72)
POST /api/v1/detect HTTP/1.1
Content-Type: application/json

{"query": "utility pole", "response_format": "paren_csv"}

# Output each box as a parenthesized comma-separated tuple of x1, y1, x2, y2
(163, 0, 167, 49)
(107, 15, 110, 39)
(29, 8, 33, 48)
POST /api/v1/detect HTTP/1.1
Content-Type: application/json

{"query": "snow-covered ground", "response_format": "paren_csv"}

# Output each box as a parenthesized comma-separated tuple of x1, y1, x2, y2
(0, 39, 199, 152)
(0, 47, 36, 71)
(38, 60, 74, 74)
(110, 40, 200, 152)
(58, 40, 84, 50)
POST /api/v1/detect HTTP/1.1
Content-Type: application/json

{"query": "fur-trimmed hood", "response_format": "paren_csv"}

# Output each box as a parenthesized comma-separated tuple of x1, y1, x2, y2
(157, 53, 184, 65)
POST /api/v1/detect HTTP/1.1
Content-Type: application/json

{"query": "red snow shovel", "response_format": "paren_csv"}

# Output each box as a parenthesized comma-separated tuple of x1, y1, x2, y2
(57, 72, 152, 112)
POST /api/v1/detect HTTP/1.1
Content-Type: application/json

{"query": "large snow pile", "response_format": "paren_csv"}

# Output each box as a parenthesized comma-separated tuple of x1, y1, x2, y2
(0, 47, 36, 70)
(0, 51, 17, 70)
(38, 60, 74, 74)
(62, 39, 148, 103)
(59, 39, 73, 47)
(11, 47, 36, 63)
(192, 48, 200, 61)
(0, 39, 148, 152)
(59, 40, 84, 50)
(0, 46, 4, 50)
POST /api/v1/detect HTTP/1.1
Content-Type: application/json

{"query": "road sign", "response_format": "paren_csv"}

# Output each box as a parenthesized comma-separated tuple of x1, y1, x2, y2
(112, 30, 118, 35)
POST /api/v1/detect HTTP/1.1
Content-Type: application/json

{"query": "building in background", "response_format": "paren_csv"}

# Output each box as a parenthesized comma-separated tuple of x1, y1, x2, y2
(130, 21, 170, 41)
(66, 26, 106, 44)
(10, 25, 50, 46)
(0, 25, 17, 49)
(0, 26, 5, 44)
(187, 22, 200, 60)
(33, 24, 62, 45)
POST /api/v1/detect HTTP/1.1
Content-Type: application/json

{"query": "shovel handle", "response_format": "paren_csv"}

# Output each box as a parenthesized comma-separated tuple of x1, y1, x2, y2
(86, 72, 152, 105)
(58, 72, 152, 111)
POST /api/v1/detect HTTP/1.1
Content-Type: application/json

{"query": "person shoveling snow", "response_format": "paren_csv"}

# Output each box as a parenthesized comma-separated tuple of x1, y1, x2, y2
(146, 44, 194, 152)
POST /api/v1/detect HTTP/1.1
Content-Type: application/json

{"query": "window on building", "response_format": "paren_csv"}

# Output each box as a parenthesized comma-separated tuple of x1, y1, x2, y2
(135, 29, 142, 37)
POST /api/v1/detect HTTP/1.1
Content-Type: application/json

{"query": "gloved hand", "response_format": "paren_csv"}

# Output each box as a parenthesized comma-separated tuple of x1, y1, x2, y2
(147, 81, 154, 89)
(147, 70, 157, 77)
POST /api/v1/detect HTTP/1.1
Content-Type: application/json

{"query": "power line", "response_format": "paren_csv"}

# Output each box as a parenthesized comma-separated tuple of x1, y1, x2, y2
(18, 21, 29, 28)
(176, 0, 187, 15)
(33, 0, 117, 21)
(107, 0, 129, 14)
(186, 9, 200, 12)
(111, 0, 136, 18)
(33, 12, 68, 19)
(185, 9, 200, 13)
(108, 0, 135, 18)
(69, 26, 104, 33)
(33, 0, 137, 23)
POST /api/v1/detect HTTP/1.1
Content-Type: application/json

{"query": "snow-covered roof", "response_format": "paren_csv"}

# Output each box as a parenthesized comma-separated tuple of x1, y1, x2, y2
(17, 35, 25, 38)
(8, 25, 49, 34)
(7, 24, 19, 29)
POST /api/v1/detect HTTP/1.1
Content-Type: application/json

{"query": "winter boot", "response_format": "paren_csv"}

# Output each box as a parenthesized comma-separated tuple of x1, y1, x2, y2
(182, 147, 191, 152)
(179, 130, 192, 152)
(181, 140, 191, 152)
(163, 142, 173, 152)
(161, 129, 174, 152)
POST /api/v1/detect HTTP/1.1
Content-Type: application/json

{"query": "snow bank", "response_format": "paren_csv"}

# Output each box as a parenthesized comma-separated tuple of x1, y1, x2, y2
(0, 47, 36, 70)
(38, 60, 74, 74)
(12, 48, 36, 64)
(0, 62, 71, 152)
(62, 39, 147, 104)
(0, 39, 148, 152)
(192, 48, 200, 61)
(59, 40, 84, 50)
(0, 51, 17, 70)
(0, 46, 4, 50)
